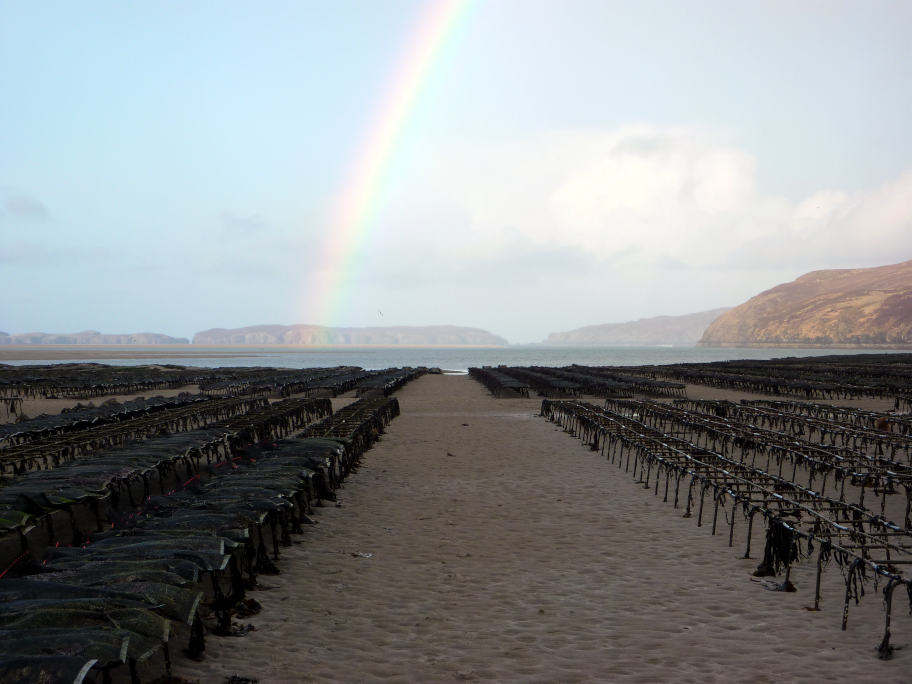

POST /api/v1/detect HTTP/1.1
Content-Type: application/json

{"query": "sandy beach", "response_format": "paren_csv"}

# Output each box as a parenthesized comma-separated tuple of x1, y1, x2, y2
(155, 374, 910, 683)
(7, 3, 910, 682)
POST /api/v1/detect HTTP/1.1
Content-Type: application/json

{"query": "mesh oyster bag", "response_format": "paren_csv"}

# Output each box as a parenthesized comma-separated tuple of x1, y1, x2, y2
(0, 655, 97, 684)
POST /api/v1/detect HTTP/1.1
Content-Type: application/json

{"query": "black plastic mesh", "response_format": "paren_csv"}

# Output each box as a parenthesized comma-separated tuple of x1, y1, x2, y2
(0, 393, 403, 681)
(0, 655, 98, 684)
(0, 577, 202, 625)
(0, 627, 130, 667)
(0, 606, 167, 661)
(40, 558, 201, 582)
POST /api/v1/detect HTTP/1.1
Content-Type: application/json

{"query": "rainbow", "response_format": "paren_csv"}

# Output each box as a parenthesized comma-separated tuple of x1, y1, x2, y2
(306, 0, 477, 327)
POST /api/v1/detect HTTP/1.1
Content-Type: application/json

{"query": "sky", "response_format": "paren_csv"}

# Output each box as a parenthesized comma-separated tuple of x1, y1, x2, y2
(1, 0, 911, 344)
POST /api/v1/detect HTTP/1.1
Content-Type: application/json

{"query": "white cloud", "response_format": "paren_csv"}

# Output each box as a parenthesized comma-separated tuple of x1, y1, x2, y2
(318, 124, 912, 341)
(729, 168, 912, 269)
(381, 125, 912, 278)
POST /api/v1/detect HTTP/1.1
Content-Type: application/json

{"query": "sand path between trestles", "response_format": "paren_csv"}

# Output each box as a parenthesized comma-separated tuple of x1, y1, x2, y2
(174, 374, 910, 683)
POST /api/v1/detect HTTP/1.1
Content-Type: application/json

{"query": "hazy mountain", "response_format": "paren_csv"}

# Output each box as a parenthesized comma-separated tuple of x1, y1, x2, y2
(544, 308, 732, 346)
(0, 331, 190, 344)
(698, 260, 912, 348)
(193, 324, 509, 346)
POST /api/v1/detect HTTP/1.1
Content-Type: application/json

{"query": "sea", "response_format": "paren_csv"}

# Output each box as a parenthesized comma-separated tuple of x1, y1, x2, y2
(2, 346, 908, 372)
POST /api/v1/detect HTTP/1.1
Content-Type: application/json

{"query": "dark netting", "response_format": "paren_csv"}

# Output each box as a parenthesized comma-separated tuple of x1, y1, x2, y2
(217, 499, 290, 515)
(44, 538, 230, 565)
(140, 511, 265, 534)
(468, 366, 531, 396)
(303, 370, 376, 396)
(356, 368, 424, 396)
(1, 395, 269, 478)
(0, 655, 98, 684)
(0, 391, 402, 681)
(103, 582, 202, 624)
(0, 393, 213, 448)
(0, 607, 166, 661)
(89, 537, 227, 554)
(0, 362, 211, 401)
(36, 568, 193, 587)
(0, 396, 332, 541)
(0, 509, 32, 533)
(0, 627, 130, 668)
(0, 577, 154, 602)
(0, 577, 202, 625)
(0, 598, 163, 618)
(39, 558, 201, 582)
(194, 366, 358, 398)
(44, 548, 228, 572)
(89, 527, 250, 546)
(89, 528, 243, 543)
(204, 485, 300, 499)
(0, 614, 164, 664)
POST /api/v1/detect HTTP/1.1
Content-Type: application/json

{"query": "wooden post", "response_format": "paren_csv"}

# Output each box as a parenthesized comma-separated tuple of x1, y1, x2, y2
(743, 510, 755, 559)
(842, 558, 863, 631)
(812, 545, 825, 611)
(697, 485, 706, 527)
(711, 493, 721, 535)
(877, 578, 901, 659)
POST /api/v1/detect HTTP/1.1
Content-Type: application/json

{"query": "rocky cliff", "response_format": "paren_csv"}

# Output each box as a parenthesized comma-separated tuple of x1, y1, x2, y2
(698, 260, 912, 348)
(192, 324, 509, 346)
(545, 308, 731, 346)
(0, 331, 189, 344)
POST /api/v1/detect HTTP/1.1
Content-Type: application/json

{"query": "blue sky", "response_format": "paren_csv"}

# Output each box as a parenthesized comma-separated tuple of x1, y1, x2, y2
(1, 0, 910, 343)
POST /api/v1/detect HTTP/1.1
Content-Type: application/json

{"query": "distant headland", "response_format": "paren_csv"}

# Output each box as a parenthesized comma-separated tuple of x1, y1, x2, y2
(698, 259, 912, 348)
(0, 331, 190, 345)
(543, 308, 731, 346)
(192, 324, 509, 346)
(0, 325, 509, 347)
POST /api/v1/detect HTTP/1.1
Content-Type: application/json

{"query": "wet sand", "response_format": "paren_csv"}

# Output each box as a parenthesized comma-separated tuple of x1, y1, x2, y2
(168, 374, 909, 683)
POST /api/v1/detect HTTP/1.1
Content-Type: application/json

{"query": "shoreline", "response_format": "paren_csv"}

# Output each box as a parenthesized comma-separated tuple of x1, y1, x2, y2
(2, 345, 908, 369)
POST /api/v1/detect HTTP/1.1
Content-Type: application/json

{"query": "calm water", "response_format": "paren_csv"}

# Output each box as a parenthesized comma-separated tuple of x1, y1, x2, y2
(3, 346, 907, 372)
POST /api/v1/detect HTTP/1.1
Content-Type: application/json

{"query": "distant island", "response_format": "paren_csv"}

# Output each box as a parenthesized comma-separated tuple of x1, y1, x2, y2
(192, 324, 509, 346)
(544, 308, 732, 346)
(0, 331, 189, 345)
(699, 259, 912, 348)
